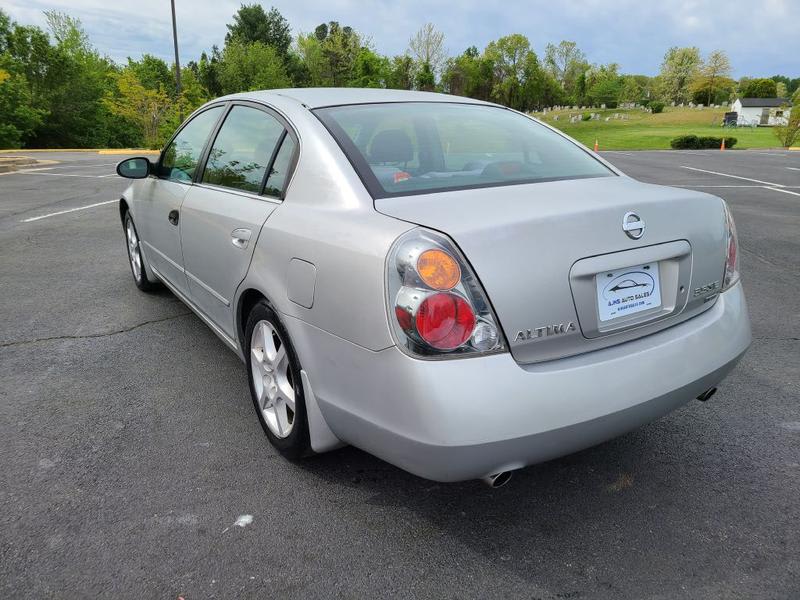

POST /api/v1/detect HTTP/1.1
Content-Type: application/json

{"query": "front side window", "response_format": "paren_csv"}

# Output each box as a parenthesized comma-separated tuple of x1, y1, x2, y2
(202, 105, 285, 193)
(160, 106, 224, 182)
(316, 102, 613, 198)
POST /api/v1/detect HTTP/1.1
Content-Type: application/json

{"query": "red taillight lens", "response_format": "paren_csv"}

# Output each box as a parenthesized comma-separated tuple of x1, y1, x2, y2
(722, 202, 740, 290)
(388, 228, 505, 358)
(415, 293, 476, 350)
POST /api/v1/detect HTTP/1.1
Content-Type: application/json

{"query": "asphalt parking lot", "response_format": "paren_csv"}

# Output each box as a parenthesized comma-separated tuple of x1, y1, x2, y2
(1, 148, 799, 599)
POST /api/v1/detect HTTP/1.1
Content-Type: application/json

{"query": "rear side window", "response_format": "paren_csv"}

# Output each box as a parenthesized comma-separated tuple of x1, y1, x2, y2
(160, 106, 224, 182)
(202, 105, 285, 193)
(263, 136, 296, 198)
(316, 102, 613, 198)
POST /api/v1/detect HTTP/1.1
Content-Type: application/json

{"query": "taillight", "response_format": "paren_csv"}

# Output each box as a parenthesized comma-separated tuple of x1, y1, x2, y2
(722, 201, 740, 290)
(387, 229, 505, 358)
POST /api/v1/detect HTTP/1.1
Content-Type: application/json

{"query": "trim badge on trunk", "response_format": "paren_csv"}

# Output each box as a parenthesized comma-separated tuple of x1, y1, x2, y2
(514, 322, 577, 342)
(622, 211, 645, 239)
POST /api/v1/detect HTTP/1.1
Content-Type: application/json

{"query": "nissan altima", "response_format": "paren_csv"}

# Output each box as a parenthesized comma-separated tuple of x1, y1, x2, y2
(116, 88, 751, 486)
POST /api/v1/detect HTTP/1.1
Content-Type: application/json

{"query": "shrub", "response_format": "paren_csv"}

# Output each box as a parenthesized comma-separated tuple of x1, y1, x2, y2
(670, 135, 737, 149)
(650, 101, 665, 114)
(581, 112, 592, 121)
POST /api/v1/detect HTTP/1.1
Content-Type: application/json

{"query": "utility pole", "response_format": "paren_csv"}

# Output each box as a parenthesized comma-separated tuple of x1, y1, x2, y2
(170, 0, 183, 121)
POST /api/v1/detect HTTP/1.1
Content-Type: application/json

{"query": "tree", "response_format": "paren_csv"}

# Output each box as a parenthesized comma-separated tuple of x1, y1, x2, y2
(773, 103, 800, 148)
(741, 78, 777, 98)
(218, 40, 291, 94)
(197, 47, 223, 97)
(408, 23, 445, 82)
(386, 55, 414, 90)
(584, 63, 622, 107)
(441, 47, 493, 101)
(225, 4, 291, 58)
(350, 47, 389, 88)
(485, 34, 531, 109)
(694, 50, 731, 105)
(618, 75, 643, 104)
(658, 46, 701, 103)
(104, 69, 171, 148)
(775, 81, 788, 99)
(0, 67, 46, 148)
(27, 11, 117, 147)
(297, 22, 361, 87)
(544, 40, 587, 101)
(127, 54, 173, 94)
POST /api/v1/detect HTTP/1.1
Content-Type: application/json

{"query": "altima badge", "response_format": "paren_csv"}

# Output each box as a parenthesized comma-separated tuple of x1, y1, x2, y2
(622, 211, 645, 239)
(515, 322, 576, 342)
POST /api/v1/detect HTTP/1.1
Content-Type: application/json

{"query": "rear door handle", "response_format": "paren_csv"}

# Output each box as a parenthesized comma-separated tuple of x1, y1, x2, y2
(168, 209, 179, 226)
(231, 228, 252, 249)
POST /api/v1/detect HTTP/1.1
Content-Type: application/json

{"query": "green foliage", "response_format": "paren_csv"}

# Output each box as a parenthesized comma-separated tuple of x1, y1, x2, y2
(386, 55, 414, 90)
(773, 104, 799, 148)
(350, 47, 389, 88)
(585, 68, 622, 108)
(225, 4, 291, 58)
(658, 47, 701, 103)
(650, 101, 665, 113)
(544, 40, 587, 103)
(296, 22, 361, 87)
(741, 78, 778, 98)
(218, 40, 291, 94)
(127, 54, 173, 95)
(0, 65, 46, 147)
(670, 135, 736, 149)
(104, 68, 171, 148)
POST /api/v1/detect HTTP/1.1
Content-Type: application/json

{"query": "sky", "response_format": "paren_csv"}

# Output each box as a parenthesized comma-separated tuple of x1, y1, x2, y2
(4, 0, 799, 78)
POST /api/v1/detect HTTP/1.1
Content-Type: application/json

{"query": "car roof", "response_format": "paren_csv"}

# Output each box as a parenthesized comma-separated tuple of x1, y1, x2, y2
(218, 88, 493, 109)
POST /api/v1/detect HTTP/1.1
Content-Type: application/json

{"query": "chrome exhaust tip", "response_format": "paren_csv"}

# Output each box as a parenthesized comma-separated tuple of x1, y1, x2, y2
(481, 471, 513, 488)
(697, 387, 718, 402)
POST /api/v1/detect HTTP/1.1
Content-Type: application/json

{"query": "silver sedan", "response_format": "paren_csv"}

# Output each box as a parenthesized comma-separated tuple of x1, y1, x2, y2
(116, 88, 750, 486)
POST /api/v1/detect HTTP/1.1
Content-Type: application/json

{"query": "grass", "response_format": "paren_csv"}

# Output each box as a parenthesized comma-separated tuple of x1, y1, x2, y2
(532, 106, 781, 150)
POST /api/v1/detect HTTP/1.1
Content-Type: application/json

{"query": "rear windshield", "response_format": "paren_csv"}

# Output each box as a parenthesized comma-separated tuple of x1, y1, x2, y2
(315, 102, 613, 198)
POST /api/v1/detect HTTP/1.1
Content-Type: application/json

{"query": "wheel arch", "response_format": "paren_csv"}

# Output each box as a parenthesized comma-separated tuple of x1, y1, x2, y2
(236, 287, 276, 353)
(236, 285, 344, 453)
(119, 197, 129, 223)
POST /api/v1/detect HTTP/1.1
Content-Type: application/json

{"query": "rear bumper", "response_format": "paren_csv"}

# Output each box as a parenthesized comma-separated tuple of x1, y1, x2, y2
(287, 283, 750, 482)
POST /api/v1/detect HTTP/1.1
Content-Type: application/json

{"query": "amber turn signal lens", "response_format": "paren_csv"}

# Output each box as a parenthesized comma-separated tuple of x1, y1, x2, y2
(417, 249, 461, 290)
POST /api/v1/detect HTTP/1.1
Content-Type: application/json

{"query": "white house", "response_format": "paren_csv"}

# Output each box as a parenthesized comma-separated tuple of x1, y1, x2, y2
(731, 97, 792, 126)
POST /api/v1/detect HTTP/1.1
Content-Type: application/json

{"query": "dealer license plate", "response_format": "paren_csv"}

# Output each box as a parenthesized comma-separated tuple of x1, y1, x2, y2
(596, 262, 662, 322)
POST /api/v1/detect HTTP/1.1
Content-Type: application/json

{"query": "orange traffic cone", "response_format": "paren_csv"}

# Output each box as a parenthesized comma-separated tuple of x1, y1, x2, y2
(720, 138, 726, 151)
(594, 139, 599, 152)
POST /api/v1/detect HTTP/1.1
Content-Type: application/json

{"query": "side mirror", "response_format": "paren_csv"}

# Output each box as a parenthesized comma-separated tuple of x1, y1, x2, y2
(116, 157, 152, 179)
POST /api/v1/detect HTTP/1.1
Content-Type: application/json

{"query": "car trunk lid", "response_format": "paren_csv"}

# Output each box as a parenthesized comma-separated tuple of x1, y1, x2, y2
(376, 176, 728, 363)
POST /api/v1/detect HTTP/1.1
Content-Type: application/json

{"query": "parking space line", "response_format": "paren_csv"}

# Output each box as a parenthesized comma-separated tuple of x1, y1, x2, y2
(681, 166, 786, 187)
(15, 171, 116, 178)
(674, 185, 765, 188)
(33, 162, 119, 170)
(763, 187, 800, 197)
(787, 167, 800, 171)
(21, 200, 117, 223)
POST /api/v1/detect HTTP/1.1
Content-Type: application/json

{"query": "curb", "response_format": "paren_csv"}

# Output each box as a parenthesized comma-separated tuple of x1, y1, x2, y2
(0, 148, 160, 155)
(97, 149, 160, 155)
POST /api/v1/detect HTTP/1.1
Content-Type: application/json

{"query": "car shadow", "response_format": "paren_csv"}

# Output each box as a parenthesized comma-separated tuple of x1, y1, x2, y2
(290, 415, 711, 595)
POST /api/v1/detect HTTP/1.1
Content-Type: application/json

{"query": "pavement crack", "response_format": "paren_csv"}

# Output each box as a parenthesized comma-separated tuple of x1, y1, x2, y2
(754, 336, 800, 342)
(0, 312, 192, 348)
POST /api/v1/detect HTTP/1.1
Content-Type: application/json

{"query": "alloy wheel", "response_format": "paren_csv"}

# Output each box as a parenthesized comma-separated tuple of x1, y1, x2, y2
(250, 319, 296, 438)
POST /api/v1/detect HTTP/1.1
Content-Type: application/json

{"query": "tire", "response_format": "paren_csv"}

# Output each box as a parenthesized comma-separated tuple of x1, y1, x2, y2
(123, 211, 159, 292)
(245, 300, 310, 459)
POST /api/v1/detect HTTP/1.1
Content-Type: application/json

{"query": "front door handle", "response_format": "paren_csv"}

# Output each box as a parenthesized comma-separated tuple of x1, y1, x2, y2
(168, 209, 179, 226)
(231, 228, 252, 249)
